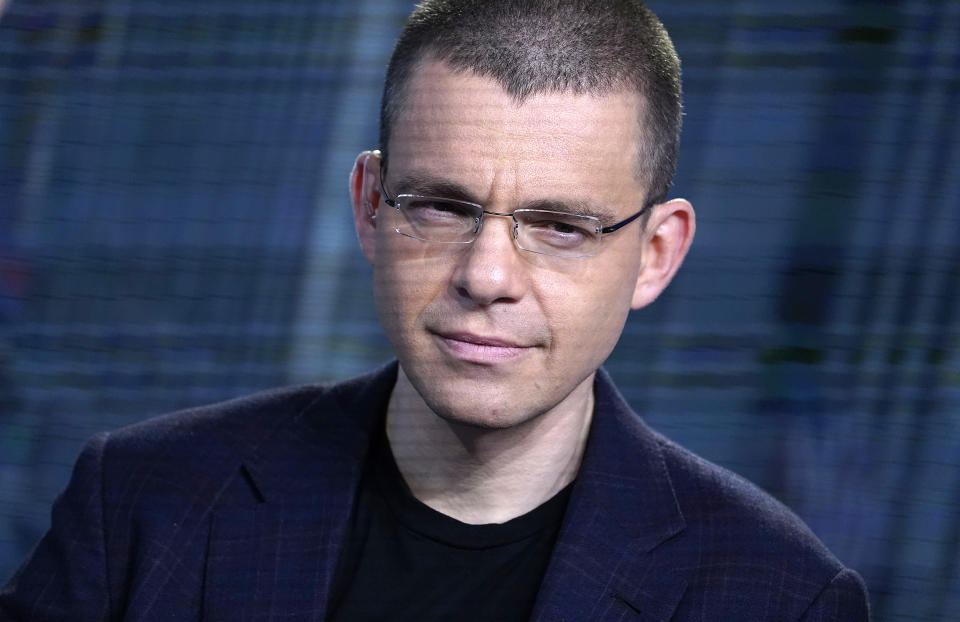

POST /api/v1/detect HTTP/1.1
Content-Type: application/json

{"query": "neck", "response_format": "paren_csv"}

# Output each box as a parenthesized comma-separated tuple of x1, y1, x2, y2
(385, 367, 594, 524)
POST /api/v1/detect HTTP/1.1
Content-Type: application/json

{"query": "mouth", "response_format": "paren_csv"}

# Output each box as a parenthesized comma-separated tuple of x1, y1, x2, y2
(433, 330, 535, 364)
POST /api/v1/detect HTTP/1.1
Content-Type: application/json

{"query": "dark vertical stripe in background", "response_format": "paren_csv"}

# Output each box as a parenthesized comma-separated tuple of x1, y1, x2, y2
(0, 2, 957, 620)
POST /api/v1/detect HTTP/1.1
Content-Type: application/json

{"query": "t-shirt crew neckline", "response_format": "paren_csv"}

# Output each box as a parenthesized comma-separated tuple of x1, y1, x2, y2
(373, 426, 574, 550)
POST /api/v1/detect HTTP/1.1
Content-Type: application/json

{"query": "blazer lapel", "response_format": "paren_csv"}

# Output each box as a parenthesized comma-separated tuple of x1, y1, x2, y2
(530, 369, 689, 622)
(203, 363, 397, 622)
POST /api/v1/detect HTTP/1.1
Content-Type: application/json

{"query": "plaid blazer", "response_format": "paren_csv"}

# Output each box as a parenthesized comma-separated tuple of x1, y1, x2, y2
(1, 362, 869, 621)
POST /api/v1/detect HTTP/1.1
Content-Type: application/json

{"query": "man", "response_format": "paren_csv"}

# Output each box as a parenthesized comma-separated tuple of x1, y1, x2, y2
(1, 1, 869, 620)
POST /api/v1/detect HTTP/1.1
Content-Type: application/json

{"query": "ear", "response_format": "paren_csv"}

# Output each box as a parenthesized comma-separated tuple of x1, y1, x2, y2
(631, 198, 696, 310)
(349, 150, 382, 265)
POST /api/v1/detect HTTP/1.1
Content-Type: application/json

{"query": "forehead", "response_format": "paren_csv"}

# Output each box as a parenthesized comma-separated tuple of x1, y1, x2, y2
(389, 60, 646, 205)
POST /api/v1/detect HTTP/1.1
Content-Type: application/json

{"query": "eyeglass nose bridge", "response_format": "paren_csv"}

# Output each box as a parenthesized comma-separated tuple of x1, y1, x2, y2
(475, 209, 520, 242)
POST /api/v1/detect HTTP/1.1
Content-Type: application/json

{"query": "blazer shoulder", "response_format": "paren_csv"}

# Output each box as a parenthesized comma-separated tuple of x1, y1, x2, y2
(652, 433, 870, 618)
(105, 360, 398, 459)
(657, 433, 841, 565)
(102, 382, 329, 465)
(644, 435, 869, 622)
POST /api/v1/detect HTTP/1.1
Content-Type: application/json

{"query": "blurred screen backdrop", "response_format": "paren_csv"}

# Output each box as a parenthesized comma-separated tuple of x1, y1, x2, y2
(1, 1, 958, 620)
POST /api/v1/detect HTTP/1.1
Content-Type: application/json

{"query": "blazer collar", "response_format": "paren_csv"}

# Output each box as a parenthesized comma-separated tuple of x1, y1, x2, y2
(241, 361, 397, 500)
(530, 368, 688, 621)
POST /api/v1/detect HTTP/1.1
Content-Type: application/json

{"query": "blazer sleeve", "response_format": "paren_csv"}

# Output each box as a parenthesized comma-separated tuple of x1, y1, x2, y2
(0, 433, 112, 622)
(799, 567, 871, 622)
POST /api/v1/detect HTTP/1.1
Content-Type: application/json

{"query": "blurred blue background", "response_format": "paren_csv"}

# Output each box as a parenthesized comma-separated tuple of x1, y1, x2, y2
(0, 1, 957, 620)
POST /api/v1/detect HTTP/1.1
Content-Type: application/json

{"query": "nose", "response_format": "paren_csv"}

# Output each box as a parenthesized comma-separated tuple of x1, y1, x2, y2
(450, 212, 528, 307)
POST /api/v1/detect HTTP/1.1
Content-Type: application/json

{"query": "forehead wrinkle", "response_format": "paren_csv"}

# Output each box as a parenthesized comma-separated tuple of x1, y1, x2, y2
(399, 64, 633, 152)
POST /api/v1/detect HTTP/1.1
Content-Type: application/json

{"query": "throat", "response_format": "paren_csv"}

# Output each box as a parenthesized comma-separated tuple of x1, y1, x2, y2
(385, 366, 594, 524)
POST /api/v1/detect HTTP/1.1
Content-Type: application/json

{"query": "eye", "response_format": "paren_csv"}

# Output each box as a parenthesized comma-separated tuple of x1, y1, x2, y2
(519, 211, 598, 250)
(544, 221, 583, 235)
(405, 197, 476, 222)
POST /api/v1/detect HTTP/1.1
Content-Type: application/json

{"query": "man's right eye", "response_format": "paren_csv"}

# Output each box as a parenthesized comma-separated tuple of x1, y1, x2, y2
(407, 198, 472, 220)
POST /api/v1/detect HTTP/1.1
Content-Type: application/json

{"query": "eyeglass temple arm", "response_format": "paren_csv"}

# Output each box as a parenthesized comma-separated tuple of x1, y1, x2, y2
(600, 204, 651, 234)
(375, 152, 398, 207)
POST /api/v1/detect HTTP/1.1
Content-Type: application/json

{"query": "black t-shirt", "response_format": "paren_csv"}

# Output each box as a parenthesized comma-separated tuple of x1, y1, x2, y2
(327, 426, 572, 622)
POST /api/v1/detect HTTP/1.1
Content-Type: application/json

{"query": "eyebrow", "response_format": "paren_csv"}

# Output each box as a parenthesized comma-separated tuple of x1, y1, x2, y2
(392, 174, 478, 204)
(390, 172, 620, 223)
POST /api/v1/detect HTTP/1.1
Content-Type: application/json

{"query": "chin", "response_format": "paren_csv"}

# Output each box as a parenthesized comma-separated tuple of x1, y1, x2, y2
(431, 404, 536, 431)
(412, 376, 545, 431)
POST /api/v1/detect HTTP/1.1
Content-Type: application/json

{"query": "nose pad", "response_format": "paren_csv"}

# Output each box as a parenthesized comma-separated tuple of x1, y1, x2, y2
(473, 210, 520, 247)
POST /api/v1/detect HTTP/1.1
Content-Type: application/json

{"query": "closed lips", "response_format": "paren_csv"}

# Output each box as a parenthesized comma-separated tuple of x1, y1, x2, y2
(439, 332, 530, 348)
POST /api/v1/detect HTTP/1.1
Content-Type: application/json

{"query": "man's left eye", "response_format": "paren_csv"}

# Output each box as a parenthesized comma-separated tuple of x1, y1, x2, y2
(544, 221, 584, 235)
(523, 218, 592, 249)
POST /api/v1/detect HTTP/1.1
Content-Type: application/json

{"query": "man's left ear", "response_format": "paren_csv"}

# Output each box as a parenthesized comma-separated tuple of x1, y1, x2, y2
(631, 198, 696, 310)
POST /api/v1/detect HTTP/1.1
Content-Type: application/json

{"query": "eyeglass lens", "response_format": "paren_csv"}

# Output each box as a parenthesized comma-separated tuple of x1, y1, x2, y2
(393, 195, 602, 258)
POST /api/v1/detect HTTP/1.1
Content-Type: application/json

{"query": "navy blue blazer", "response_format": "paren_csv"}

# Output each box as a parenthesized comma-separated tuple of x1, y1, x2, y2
(1, 362, 869, 621)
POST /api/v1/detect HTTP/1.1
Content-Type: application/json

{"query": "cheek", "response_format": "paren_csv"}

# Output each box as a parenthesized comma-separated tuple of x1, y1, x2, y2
(542, 265, 637, 358)
(373, 239, 452, 335)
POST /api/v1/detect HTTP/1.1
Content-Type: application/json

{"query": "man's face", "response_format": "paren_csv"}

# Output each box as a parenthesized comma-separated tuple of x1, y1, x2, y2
(364, 60, 658, 429)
